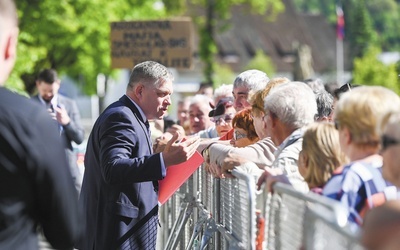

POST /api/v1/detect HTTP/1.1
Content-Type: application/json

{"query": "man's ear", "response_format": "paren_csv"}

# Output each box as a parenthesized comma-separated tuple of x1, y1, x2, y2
(270, 112, 278, 129)
(134, 84, 144, 98)
(343, 126, 352, 145)
(302, 153, 309, 169)
(5, 27, 18, 61)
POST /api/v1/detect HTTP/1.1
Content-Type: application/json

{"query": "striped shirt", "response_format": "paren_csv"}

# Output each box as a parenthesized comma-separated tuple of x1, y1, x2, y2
(322, 155, 399, 226)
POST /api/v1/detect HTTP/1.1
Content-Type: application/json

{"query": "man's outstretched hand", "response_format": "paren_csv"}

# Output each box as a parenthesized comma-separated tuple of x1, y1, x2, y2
(162, 132, 200, 167)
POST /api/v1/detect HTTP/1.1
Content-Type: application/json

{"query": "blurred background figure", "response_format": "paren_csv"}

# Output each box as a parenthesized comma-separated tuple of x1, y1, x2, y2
(189, 94, 216, 138)
(230, 108, 259, 148)
(209, 97, 235, 138)
(31, 68, 85, 192)
(314, 89, 334, 122)
(175, 96, 191, 135)
(213, 83, 233, 106)
(303, 78, 325, 93)
(361, 200, 400, 250)
(381, 111, 400, 187)
(196, 81, 214, 100)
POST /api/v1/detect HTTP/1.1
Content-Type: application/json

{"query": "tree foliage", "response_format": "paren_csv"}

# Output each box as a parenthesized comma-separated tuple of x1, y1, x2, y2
(293, 0, 400, 52)
(353, 47, 399, 95)
(10, 0, 168, 95)
(244, 49, 276, 77)
(348, 0, 377, 59)
(213, 64, 236, 89)
(169, 0, 284, 87)
(9, 0, 284, 94)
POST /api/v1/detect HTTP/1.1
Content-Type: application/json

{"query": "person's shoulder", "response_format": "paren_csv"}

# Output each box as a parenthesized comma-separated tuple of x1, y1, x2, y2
(0, 88, 43, 114)
(257, 137, 275, 147)
(58, 94, 76, 104)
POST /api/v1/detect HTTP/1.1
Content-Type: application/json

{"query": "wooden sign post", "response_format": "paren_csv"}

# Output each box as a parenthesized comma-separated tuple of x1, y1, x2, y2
(110, 18, 193, 69)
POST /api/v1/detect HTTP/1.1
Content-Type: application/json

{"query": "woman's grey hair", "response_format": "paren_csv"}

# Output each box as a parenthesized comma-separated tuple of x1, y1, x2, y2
(304, 78, 325, 93)
(190, 94, 213, 108)
(127, 61, 173, 89)
(213, 84, 233, 101)
(315, 90, 334, 120)
(264, 81, 317, 130)
(233, 70, 269, 92)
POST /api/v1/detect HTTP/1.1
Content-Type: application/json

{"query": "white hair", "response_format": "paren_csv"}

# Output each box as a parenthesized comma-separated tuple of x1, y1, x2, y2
(264, 81, 317, 130)
(233, 70, 269, 92)
(213, 84, 233, 103)
(190, 94, 213, 109)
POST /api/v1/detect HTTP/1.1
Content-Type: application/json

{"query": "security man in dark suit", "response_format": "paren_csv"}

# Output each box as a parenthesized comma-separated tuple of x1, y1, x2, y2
(0, 0, 82, 249)
(77, 61, 200, 250)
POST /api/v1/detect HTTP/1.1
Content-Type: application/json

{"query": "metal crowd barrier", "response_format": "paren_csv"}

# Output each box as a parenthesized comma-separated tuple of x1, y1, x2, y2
(159, 165, 363, 250)
(303, 206, 363, 250)
(159, 165, 257, 250)
(264, 183, 351, 250)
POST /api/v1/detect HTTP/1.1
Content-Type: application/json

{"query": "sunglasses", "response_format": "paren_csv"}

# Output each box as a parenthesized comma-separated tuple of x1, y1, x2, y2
(334, 120, 340, 130)
(233, 130, 247, 140)
(381, 135, 400, 151)
(211, 113, 235, 126)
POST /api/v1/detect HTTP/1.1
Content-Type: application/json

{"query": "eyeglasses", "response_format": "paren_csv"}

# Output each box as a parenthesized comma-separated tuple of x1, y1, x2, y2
(211, 113, 234, 126)
(381, 134, 400, 151)
(233, 130, 247, 140)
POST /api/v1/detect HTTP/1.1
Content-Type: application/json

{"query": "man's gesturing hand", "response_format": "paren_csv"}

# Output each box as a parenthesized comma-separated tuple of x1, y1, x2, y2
(162, 132, 200, 167)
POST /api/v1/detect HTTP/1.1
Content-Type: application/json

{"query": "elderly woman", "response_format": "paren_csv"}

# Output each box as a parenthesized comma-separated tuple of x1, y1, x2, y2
(230, 108, 259, 147)
(189, 94, 217, 138)
(209, 97, 236, 138)
(322, 86, 400, 227)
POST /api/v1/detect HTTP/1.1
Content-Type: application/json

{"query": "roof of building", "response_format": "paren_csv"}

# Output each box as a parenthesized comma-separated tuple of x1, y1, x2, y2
(202, 0, 350, 73)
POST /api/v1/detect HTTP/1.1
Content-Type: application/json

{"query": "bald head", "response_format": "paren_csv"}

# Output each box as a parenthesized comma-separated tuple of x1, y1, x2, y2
(0, 0, 19, 86)
(0, 0, 18, 25)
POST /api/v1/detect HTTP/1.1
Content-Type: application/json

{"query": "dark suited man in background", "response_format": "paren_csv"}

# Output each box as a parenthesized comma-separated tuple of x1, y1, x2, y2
(77, 61, 200, 250)
(0, 0, 81, 249)
(31, 69, 85, 192)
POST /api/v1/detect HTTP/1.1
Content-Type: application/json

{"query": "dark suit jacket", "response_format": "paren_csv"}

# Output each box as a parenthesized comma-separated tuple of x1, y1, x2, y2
(0, 87, 81, 249)
(31, 94, 85, 190)
(77, 95, 166, 250)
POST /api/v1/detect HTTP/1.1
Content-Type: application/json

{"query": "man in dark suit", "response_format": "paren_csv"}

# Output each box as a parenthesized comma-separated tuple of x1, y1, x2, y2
(0, 0, 82, 249)
(77, 61, 200, 250)
(31, 69, 85, 192)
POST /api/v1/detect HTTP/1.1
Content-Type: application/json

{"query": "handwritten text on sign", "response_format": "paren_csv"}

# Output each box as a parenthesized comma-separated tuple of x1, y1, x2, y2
(110, 18, 193, 69)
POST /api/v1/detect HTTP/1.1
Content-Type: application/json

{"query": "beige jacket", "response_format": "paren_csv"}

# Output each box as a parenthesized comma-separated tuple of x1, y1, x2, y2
(208, 137, 277, 175)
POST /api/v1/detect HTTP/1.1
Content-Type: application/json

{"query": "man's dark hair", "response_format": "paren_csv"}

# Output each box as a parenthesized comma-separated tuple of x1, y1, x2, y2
(37, 69, 59, 84)
(198, 81, 213, 91)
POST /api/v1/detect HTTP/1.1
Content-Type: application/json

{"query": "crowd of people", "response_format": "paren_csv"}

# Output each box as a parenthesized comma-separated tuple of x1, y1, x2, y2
(2, 0, 400, 249)
(152, 71, 400, 249)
